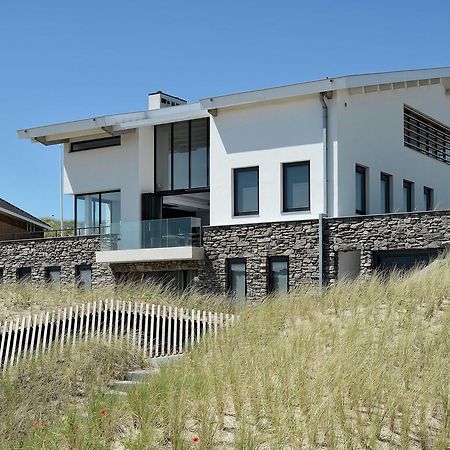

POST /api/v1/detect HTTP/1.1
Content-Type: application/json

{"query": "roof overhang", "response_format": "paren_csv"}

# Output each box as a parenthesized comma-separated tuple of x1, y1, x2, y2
(0, 206, 52, 230)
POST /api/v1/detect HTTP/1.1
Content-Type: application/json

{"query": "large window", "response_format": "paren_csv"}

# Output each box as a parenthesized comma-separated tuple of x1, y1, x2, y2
(76, 264, 92, 290)
(283, 162, 310, 212)
(424, 187, 434, 211)
(403, 180, 414, 212)
(233, 167, 259, 216)
(227, 259, 246, 298)
(380, 172, 391, 214)
(75, 191, 121, 235)
(355, 165, 367, 215)
(70, 136, 121, 153)
(155, 118, 209, 192)
(17, 267, 31, 282)
(268, 256, 289, 294)
(404, 105, 450, 164)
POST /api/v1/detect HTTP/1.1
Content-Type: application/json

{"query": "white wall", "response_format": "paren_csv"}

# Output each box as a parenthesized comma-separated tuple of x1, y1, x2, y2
(209, 96, 325, 226)
(336, 83, 450, 216)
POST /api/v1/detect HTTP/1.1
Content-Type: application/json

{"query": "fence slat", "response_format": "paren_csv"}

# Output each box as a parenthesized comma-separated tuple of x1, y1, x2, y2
(24, 315, 33, 361)
(42, 311, 50, 353)
(190, 309, 195, 349)
(47, 312, 55, 353)
(59, 309, 67, 353)
(108, 300, 114, 344)
(34, 313, 44, 360)
(173, 307, 178, 355)
(114, 300, 120, 342)
(3, 320, 13, 372)
(149, 304, 155, 358)
(131, 302, 138, 347)
(167, 306, 172, 356)
(155, 304, 161, 357)
(137, 303, 143, 350)
(208, 311, 212, 339)
(0, 321, 7, 369)
(126, 302, 132, 346)
(102, 300, 108, 342)
(196, 310, 201, 343)
(96, 300, 103, 342)
(202, 311, 207, 339)
(120, 300, 126, 339)
(71, 306, 78, 347)
(161, 305, 166, 356)
(10, 318, 20, 368)
(214, 312, 218, 340)
(143, 303, 149, 357)
(16, 316, 26, 365)
(79, 304, 85, 343)
(179, 308, 184, 353)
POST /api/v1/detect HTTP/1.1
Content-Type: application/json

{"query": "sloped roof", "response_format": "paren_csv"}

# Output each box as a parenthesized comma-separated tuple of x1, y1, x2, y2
(0, 197, 52, 230)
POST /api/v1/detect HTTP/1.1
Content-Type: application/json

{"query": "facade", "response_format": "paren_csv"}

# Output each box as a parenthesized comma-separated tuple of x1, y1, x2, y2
(3, 67, 449, 296)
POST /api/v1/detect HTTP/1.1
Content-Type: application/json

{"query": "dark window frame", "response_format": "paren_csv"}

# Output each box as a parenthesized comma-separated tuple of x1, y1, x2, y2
(226, 258, 247, 297)
(424, 186, 434, 211)
(282, 161, 311, 212)
(0, 267, 3, 284)
(17, 267, 32, 282)
(380, 172, 392, 214)
(70, 136, 121, 153)
(74, 189, 120, 234)
(45, 266, 61, 284)
(233, 166, 260, 216)
(154, 118, 210, 195)
(267, 256, 289, 294)
(355, 165, 367, 215)
(403, 180, 414, 212)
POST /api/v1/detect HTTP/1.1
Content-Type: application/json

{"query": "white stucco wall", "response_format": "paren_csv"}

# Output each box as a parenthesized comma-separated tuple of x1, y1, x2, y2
(209, 96, 326, 226)
(336, 83, 450, 216)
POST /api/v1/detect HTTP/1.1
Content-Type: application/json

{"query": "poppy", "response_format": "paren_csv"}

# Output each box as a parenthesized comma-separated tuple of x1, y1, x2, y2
(32, 422, 45, 430)
(99, 409, 108, 416)
(193, 435, 200, 444)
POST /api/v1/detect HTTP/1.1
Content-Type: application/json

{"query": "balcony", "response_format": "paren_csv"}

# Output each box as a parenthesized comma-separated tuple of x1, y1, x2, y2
(96, 217, 204, 264)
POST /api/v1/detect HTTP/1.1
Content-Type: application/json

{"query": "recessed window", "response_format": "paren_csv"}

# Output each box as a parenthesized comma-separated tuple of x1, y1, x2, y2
(76, 264, 92, 290)
(70, 136, 121, 153)
(227, 259, 246, 298)
(46, 266, 61, 284)
(424, 187, 434, 211)
(268, 256, 289, 294)
(17, 267, 31, 282)
(380, 173, 391, 213)
(404, 105, 450, 164)
(233, 167, 259, 216)
(355, 165, 367, 215)
(282, 162, 310, 212)
(403, 180, 414, 212)
(0, 268, 3, 284)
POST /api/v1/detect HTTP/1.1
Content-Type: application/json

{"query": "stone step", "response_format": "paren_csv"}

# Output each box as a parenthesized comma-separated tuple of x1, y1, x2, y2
(149, 354, 183, 368)
(125, 368, 160, 382)
(111, 380, 140, 392)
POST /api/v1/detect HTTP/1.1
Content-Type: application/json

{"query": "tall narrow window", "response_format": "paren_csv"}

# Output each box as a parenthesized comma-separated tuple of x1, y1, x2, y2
(355, 165, 367, 215)
(424, 187, 434, 211)
(227, 259, 246, 298)
(403, 180, 414, 212)
(76, 264, 92, 290)
(0, 268, 3, 284)
(283, 162, 310, 212)
(234, 167, 259, 216)
(17, 267, 31, 282)
(155, 123, 172, 191)
(268, 256, 289, 294)
(380, 173, 391, 213)
(172, 121, 190, 190)
(46, 266, 61, 284)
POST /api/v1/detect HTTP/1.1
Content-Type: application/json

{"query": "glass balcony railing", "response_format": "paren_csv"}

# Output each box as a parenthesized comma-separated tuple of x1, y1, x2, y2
(99, 217, 202, 251)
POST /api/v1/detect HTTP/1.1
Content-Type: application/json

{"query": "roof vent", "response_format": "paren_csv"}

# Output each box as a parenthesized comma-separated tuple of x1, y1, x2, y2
(148, 91, 187, 110)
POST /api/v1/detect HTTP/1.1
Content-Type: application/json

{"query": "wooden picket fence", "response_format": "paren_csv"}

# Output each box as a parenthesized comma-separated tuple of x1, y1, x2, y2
(0, 300, 236, 373)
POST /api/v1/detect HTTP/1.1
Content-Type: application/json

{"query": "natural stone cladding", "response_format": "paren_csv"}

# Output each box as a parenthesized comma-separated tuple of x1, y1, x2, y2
(198, 220, 320, 298)
(0, 235, 114, 286)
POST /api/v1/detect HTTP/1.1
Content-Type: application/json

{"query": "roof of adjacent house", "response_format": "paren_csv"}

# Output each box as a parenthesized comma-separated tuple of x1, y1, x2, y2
(17, 67, 450, 145)
(0, 197, 52, 230)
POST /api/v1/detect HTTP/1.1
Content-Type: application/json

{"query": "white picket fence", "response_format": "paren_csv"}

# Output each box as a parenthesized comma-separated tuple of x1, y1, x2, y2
(0, 300, 236, 372)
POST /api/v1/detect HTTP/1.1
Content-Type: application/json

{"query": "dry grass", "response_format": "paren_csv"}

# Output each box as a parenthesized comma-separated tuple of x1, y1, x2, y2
(1, 259, 450, 449)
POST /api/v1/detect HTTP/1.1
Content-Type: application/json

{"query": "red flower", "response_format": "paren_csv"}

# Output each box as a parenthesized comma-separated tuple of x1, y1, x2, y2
(32, 422, 45, 430)
(99, 409, 108, 416)
(193, 435, 200, 444)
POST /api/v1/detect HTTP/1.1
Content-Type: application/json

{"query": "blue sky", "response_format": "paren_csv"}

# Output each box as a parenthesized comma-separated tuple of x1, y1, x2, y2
(0, 0, 449, 220)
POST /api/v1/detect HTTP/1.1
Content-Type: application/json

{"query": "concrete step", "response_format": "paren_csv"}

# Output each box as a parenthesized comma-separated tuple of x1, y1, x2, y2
(149, 354, 183, 368)
(111, 380, 140, 392)
(105, 389, 128, 397)
(125, 368, 160, 382)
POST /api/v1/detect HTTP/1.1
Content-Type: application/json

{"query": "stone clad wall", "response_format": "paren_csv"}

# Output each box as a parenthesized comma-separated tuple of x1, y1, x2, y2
(198, 220, 320, 298)
(0, 235, 114, 286)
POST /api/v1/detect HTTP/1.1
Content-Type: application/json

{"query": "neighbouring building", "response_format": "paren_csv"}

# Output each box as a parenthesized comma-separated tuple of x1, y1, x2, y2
(2, 68, 449, 297)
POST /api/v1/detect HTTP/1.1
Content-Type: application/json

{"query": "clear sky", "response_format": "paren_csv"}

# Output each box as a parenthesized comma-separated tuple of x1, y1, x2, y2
(0, 0, 449, 220)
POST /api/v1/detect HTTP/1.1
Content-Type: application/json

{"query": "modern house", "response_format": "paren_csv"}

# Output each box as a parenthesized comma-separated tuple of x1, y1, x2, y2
(2, 67, 450, 296)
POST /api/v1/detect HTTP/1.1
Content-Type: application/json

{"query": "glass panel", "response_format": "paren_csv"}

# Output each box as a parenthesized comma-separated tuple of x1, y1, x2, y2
(155, 124, 172, 191)
(190, 118, 208, 188)
(76, 194, 100, 235)
(270, 259, 288, 293)
(403, 182, 412, 212)
(235, 168, 258, 215)
(100, 192, 121, 234)
(47, 267, 61, 284)
(355, 168, 365, 214)
(284, 163, 309, 210)
(172, 121, 189, 190)
(17, 267, 31, 282)
(380, 175, 390, 213)
(0, 268, 3, 284)
(229, 261, 245, 298)
(77, 266, 92, 290)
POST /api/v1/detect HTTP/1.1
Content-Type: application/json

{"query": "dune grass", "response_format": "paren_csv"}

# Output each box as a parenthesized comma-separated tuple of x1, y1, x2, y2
(1, 259, 449, 448)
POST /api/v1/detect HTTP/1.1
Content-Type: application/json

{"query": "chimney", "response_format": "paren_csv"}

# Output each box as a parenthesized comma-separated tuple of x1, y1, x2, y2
(148, 91, 187, 110)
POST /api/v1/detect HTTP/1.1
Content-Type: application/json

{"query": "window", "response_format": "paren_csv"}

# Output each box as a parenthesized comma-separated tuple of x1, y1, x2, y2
(234, 167, 259, 216)
(227, 259, 246, 298)
(17, 267, 31, 282)
(282, 162, 310, 212)
(46, 266, 61, 284)
(0, 268, 3, 284)
(424, 187, 434, 211)
(380, 173, 391, 213)
(76, 264, 92, 290)
(374, 249, 441, 273)
(75, 191, 121, 235)
(404, 105, 450, 164)
(355, 165, 367, 215)
(403, 180, 414, 212)
(70, 136, 121, 153)
(268, 256, 289, 294)
(155, 118, 209, 192)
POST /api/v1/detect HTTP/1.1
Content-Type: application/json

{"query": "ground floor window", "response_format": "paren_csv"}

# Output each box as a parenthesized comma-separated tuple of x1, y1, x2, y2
(76, 264, 92, 290)
(46, 266, 61, 284)
(373, 248, 441, 273)
(268, 256, 289, 294)
(0, 268, 3, 284)
(227, 258, 246, 298)
(17, 267, 32, 282)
